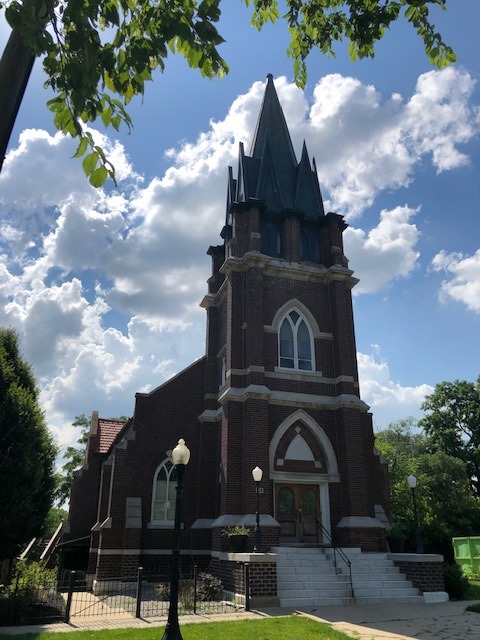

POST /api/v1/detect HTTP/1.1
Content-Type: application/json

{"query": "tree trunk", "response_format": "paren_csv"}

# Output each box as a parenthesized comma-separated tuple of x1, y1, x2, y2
(0, 29, 35, 172)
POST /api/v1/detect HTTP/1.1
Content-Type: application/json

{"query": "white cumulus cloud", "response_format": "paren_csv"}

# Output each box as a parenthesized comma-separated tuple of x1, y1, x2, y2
(358, 349, 434, 429)
(344, 205, 421, 294)
(430, 249, 480, 313)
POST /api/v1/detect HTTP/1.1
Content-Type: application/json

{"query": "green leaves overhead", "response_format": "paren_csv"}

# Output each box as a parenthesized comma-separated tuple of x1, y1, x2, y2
(2, 0, 229, 185)
(244, 1, 456, 89)
(1, 0, 455, 186)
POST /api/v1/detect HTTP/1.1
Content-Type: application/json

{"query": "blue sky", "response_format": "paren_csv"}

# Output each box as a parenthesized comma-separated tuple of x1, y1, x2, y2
(0, 1, 479, 450)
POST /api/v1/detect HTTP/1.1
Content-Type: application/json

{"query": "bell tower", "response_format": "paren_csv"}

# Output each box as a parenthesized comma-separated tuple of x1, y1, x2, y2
(201, 74, 389, 551)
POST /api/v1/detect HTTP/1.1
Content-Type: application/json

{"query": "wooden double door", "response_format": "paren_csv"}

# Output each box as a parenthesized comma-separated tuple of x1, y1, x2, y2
(276, 483, 321, 543)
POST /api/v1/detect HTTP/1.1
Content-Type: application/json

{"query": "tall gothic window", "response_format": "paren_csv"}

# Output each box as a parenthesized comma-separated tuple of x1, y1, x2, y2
(261, 221, 282, 257)
(152, 460, 177, 522)
(279, 310, 313, 371)
(300, 226, 320, 262)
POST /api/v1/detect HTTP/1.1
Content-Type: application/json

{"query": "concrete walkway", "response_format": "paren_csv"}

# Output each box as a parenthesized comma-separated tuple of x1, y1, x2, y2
(1, 600, 480, 640)
(276, 600, 480, 640)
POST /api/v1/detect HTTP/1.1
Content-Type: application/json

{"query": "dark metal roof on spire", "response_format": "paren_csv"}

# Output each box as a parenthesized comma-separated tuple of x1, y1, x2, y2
(227, 74, 325, 220)
(250, 73, 297, 165)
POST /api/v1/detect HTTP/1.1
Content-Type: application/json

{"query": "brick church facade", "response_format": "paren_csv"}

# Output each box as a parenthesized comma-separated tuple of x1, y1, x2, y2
(61, 74, 391, 583)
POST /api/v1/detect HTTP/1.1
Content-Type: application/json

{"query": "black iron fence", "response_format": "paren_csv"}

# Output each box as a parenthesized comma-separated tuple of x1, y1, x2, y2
(0, 563, 66, 625)
(1, 564, 248, 626)
(63, 566, 246, 623)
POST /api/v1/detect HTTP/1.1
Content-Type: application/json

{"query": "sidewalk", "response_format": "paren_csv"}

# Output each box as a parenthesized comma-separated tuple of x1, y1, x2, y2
(1, 600, 480, 640)
(0, 611, 260, 635)
(280, 600, 480, 640)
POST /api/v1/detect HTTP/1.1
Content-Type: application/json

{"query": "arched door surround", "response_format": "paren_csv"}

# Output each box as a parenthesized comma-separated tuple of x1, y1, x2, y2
(269, 410, 339, 542)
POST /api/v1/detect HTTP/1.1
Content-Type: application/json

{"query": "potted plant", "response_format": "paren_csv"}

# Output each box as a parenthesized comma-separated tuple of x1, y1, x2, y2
(222, 525, 250, 552)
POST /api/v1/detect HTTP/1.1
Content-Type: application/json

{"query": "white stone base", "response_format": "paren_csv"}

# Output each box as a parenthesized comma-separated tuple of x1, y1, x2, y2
(423, 591, 449, 603)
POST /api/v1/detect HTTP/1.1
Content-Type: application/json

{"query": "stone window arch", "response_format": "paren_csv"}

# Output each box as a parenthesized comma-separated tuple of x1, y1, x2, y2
(278, 308, 314, 371)
(151, 459, 177, 523)
(269, 410, 339, 480)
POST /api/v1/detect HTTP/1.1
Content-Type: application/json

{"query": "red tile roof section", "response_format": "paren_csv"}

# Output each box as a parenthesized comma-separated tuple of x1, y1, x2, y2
(95, 418, 126, 454)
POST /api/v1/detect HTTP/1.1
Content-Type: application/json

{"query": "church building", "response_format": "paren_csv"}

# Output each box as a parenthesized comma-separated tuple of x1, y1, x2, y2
(61, 75, 397, 598)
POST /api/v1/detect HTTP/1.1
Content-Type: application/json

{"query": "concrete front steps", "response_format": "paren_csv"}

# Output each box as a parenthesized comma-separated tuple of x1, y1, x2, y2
(274, 546, 423, 607)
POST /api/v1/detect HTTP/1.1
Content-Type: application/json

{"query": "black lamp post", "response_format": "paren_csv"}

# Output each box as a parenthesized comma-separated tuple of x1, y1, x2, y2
(162, 438, 190, 640)
(252, 466, 263, 553)
(407, 474, 424, 554)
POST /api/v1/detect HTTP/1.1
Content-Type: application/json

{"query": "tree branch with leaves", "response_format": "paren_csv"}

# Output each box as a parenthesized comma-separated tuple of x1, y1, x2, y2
(0, 0, 456, 185)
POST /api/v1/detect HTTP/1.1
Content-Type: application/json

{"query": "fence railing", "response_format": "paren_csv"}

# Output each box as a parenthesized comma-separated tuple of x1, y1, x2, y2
(0, 565, 248, 626)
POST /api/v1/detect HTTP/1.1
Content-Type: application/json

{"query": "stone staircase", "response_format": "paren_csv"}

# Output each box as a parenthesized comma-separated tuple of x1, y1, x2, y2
(274, 546, 424, 607)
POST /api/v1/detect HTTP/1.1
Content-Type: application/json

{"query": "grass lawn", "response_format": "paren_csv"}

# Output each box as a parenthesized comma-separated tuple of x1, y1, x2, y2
(0, 616, 352, 640)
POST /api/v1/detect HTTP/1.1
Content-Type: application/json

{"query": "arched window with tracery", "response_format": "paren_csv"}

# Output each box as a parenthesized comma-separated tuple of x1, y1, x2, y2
(279, 309, 314, 371)
(152, 459, 177, 523)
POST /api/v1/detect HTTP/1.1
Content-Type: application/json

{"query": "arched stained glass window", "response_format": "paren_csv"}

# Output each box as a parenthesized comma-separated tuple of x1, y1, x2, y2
(152, 460, 177, 522)
(279, 310, 313, 371)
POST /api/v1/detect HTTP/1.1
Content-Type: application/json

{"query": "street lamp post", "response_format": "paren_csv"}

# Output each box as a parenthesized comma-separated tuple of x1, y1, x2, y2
(407, 474, 424, 554)
(252, 466, 263, 553)
(162, 439, 190, 640)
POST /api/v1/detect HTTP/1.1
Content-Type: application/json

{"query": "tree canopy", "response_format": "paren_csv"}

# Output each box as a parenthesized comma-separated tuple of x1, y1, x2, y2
(0, 0, 456, 185)
(0, 328, 57, 561)
(420, 376, 480, 497)
(54, 413, 90, 506)
(376, 378, 480, 560)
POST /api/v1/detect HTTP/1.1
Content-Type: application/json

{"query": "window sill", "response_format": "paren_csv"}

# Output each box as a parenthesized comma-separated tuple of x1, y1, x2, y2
(147, 522, 184, 529)
(274, 367, 320, 378)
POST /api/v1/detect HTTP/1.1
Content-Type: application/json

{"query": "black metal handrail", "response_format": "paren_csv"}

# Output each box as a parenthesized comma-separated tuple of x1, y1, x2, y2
(315, 519, 354, 598)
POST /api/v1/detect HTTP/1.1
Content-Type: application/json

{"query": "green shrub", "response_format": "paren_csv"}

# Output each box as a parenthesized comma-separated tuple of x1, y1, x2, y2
(7, 561, 57, 603)
(155, 572, 223, 605)
(196, 572, 223, 601)
(0, 560, 62, 625)
(155, 580, 195, 609)
(443, 562, 469, 599)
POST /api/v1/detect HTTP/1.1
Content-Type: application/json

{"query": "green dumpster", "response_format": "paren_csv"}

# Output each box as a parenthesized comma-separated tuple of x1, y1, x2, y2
(453, 537, 480, 577)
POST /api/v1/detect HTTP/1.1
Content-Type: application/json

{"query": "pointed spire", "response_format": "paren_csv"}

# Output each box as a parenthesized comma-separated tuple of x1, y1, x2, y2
(294, 142, 325, 217)
(250, 74, 297, 167)
(227, 74, 325, 220)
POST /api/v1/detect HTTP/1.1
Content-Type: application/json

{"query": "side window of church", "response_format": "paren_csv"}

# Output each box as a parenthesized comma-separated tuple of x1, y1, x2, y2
(152, 460, 177, 522)
(300, 227, 320, 262)
(261, 221, 282, 257)
(279, 310, 313, 371)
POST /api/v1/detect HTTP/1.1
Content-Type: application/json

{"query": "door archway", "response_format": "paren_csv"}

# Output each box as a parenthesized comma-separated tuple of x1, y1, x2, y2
(269, 410, 339, 543)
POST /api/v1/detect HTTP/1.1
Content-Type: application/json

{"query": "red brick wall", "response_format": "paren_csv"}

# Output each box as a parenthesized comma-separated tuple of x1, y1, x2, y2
(209, 558, 277, 597)
(392, 559, 445, 592)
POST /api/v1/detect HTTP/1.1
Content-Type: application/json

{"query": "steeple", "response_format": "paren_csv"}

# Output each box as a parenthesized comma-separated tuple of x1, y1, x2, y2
(250, 74, 297, 166)
(227, 74, 325, 220)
